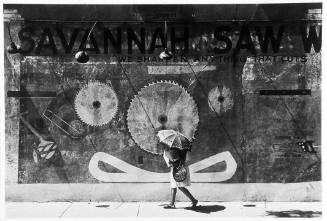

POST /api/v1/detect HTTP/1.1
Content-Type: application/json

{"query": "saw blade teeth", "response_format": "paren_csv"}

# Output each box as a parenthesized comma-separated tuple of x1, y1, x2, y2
(147, 82, 155, 87)
(180, 85, 187, 91)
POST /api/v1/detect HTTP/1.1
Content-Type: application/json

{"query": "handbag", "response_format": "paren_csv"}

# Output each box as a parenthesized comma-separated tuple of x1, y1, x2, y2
(172, 161, 188, 182)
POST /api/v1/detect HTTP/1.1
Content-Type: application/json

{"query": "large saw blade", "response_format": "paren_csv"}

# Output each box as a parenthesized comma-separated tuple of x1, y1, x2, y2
(74, 81, 118, 127)
(127, 80, 199, 154)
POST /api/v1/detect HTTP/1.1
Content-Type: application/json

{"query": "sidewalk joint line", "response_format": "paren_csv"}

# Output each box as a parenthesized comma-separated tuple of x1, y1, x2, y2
(137, 203, 140, 217)
(59, 202, 73, 217)
(115, 202, 124, 209)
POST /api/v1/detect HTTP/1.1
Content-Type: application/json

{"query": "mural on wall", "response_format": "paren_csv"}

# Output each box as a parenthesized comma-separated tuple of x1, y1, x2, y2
(4, 4, 321, 185)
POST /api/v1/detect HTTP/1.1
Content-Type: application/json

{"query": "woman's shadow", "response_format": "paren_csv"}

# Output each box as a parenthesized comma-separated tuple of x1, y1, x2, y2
(184, 205, 226, 214)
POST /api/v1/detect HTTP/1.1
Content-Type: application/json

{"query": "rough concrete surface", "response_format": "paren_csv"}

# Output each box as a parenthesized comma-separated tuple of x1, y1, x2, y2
(6, 201, 322, 218)
(6, 182, 321, 202)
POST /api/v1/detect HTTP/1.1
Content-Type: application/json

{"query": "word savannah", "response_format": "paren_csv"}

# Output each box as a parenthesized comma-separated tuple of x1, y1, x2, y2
(16, 25, 321, 55)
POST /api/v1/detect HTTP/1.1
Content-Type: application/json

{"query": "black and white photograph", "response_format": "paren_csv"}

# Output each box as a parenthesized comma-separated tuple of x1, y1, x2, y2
(1, 1, 324, 219)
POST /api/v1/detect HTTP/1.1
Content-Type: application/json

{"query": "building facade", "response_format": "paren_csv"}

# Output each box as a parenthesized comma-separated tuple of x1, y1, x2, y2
(4, 4, 321, 201)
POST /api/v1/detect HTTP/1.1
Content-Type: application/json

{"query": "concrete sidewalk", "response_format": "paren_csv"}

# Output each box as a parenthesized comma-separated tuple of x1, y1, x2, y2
(5, 201, 322, 218)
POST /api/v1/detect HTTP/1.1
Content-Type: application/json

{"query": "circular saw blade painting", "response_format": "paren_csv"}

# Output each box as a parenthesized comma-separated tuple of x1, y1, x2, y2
(74, 81, 118, 127)
(208, 85, 234, 115)
(127, 81, 199, 155)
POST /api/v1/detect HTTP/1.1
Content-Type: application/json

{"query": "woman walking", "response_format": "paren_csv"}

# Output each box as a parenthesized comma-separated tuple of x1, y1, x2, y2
(157, 130, 198, 209)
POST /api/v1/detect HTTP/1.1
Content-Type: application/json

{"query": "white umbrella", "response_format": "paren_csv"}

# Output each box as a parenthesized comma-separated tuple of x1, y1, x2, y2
(157, 130, 191, 150)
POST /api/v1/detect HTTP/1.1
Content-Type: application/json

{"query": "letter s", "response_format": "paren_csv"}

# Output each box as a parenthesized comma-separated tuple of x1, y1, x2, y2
(214, 26, 232, 54)
(18, 27, 35, 54)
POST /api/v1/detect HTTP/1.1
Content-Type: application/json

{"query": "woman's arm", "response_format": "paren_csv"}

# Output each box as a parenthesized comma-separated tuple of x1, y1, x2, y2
(163, 150, 173, 167)
(158, 142, 173, 167)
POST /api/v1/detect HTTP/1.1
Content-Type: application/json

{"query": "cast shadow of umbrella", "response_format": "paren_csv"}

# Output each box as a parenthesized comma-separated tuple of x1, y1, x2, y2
(184, 205, 226, 214)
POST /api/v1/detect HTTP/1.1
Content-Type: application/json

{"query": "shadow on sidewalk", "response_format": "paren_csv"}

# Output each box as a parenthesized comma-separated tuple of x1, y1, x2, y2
(266, 210, 322, 218)
(184, 205, 226, 214)
(95, 205, 110, 208)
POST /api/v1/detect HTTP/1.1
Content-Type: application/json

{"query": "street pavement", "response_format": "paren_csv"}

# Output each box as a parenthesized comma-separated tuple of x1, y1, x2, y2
(5, 201, 322, 218)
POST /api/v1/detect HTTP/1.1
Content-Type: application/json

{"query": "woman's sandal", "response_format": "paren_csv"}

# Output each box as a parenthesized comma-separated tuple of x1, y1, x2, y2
(191, 199, 198, 208)
(163, 204, 176, 209)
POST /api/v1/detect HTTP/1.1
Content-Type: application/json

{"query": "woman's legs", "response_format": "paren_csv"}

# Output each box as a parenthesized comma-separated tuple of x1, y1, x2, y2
(178, 187, 197, 205)
(170, 188, 177, 205)
(164, 188, 177, 208)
